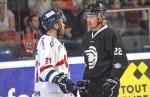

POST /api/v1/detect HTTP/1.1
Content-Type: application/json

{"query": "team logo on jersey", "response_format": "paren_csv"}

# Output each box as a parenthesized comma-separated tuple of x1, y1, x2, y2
(84, 46, 98, 69)
(113, 63, 121, 69)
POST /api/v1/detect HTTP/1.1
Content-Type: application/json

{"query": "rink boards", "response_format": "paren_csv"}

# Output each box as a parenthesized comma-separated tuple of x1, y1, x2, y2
(0, 53, 150, 97)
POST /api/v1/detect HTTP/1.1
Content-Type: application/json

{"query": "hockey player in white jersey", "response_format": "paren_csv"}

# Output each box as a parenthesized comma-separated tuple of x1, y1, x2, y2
(34, 10, 77, 97)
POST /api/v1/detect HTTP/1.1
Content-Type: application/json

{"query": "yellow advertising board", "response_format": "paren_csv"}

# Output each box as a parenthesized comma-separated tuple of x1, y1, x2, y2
(118, 62, 150, 97)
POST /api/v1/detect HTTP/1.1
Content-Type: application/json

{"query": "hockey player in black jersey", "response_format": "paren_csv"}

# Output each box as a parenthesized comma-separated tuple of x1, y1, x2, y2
(77, 1, 128, 97)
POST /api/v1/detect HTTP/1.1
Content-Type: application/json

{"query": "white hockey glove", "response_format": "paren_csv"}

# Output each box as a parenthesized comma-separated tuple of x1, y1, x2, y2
(52, 73, 77, 96)
(102, 78, 120, 97)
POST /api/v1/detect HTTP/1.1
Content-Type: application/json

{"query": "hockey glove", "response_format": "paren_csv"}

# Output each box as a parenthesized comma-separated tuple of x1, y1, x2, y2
(52, 73, 77, 96)
(76, 80, 89, 97)
(102, 78, 120, 97)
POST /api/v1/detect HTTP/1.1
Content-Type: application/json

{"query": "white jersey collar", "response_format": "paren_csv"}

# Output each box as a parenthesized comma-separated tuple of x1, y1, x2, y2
(92, 25, 108, 39)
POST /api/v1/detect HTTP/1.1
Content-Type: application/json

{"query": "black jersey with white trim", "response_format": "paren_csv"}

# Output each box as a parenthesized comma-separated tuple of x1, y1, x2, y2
(82, 25, 128, 80)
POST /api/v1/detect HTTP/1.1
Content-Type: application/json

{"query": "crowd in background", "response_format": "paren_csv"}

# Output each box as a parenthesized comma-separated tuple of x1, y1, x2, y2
(0, 0, 150, 60)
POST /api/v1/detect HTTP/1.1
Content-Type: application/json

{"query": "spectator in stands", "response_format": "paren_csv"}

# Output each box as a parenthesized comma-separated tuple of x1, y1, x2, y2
(140, 0, 150, 6)
(120, 0, 130, 6)
(71, 0, 82, 11)
(63, 0, 77, 14)
(125, 0, 141, 35)
(125, 0, 148, 35)
(107, 0, 126, 36)
(146, 0, 150, 5)
(0, 0, 20, 48)
(51, 0, 78, 40)
(22, 15, 42, 56)
(140, 0, 147, 6)
(139, 0, 149, 34)
(28, 0, 52, 17)
(73, 0, 96, 11)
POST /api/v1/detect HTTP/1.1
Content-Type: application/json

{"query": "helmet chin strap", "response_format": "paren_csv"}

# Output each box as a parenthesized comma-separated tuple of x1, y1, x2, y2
(91, 15, 104, 31)
(91, 19, 102, 31)
(92, 22, 100, 30)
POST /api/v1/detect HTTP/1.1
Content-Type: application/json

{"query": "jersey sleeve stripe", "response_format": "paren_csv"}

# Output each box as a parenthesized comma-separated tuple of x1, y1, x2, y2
(48, 71, 59, 83)
(40, 67, 59, 83)
(64, 55, 68, 67)
(55, 59, 64, 66)
(45, 70, 55, 81)
(40, 65, 53, 72)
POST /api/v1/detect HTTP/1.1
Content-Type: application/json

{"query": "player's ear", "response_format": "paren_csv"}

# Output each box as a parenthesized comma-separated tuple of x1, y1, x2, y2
(53, 22, 59, 30)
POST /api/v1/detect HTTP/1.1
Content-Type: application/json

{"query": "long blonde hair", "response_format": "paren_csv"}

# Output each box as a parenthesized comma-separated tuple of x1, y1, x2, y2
(101, 16, 107, 26)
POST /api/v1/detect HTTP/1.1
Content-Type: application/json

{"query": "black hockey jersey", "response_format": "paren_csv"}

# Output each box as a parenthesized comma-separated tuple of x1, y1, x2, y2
(82, 25, 128, 80)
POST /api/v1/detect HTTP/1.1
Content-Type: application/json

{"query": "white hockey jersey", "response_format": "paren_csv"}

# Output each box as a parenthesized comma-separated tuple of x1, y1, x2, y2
(34, 35, 73, 97)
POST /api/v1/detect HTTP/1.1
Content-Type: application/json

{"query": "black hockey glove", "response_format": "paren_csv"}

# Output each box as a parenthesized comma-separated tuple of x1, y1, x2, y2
(102, 78, 120, 97)
(76, 80, 89, 97)
(52, 73, 77, 96)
